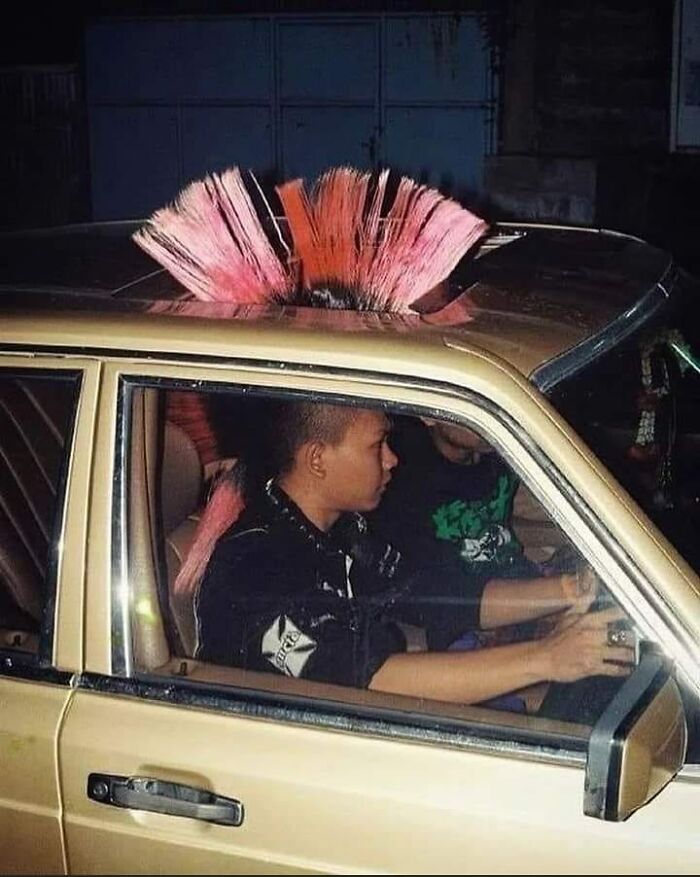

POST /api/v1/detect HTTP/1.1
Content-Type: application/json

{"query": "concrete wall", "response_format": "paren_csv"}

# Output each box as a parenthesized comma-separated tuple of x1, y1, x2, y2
(486, 0, 700, 274)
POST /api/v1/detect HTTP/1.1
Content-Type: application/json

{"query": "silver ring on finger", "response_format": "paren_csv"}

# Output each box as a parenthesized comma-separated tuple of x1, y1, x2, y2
(607, 626, 630, 647)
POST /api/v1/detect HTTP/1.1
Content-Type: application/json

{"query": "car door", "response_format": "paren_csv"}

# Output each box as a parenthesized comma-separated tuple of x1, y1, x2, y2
(0, 357, 100, 875)
(57, 353, 700, 874)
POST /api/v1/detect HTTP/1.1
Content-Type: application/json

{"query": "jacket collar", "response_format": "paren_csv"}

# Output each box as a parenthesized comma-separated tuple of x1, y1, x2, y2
(264, 479, 363, 556)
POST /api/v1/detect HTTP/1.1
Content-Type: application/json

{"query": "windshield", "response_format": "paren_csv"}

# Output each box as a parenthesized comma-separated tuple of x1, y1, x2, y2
(548, 270, 700, 575)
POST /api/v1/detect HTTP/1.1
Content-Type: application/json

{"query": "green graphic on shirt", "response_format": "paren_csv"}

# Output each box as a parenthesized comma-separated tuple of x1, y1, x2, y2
(431, 473, 516, 543)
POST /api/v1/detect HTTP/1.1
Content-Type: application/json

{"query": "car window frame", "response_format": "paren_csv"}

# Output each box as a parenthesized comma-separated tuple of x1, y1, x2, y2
(0, 356, 95, 682)
(98, 353, 700, 770)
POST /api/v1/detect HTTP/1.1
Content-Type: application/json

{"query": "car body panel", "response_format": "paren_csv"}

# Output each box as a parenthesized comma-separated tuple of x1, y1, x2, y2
(0, 221, 674, 384)
(0, 677, 70, 875)
(58, 687, 700, 875)
(0, 221, 163, 297)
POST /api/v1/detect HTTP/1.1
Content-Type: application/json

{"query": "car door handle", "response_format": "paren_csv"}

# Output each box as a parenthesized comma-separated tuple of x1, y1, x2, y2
(87, 772, 244, 826)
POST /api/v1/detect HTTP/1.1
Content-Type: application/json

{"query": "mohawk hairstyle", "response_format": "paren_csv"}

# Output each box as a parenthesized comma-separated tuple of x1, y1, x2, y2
(133, 165, 487, 313)
(139, 165, 488, 599)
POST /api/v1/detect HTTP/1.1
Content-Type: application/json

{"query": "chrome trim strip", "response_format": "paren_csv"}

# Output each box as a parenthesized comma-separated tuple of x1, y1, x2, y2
(494, 220, 649, 244)
(110, 382, 132, 677)
(77, 671, 588, 767)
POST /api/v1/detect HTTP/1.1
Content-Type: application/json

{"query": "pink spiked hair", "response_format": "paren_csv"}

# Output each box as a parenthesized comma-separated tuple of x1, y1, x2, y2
(133, 167, 294, 303)
(134, 164, 487, 312)
(136, 165, 488, 596)
(173, 469, 245, 596)
(277, 167, 487, 311)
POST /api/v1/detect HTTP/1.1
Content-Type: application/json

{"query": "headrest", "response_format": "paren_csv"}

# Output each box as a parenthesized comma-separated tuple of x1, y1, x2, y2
(161, 421, 204, 534)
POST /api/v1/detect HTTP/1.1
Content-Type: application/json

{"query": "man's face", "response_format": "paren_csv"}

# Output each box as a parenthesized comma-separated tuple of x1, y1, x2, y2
(322, 409, 398, 513)
(424, 419, 492, 464)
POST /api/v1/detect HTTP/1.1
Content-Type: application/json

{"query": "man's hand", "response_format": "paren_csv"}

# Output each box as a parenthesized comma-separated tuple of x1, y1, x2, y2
(542, 606, 635, 683)
(560, 564, 600, 616)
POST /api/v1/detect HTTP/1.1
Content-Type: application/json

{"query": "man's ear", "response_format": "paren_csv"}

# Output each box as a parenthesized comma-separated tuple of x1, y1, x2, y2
(301, 440, 327, 480)
(419, 416, 436, 427)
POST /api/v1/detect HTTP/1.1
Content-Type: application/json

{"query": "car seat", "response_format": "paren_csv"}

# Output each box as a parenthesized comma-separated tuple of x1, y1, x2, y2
(160, 420, 204, 657)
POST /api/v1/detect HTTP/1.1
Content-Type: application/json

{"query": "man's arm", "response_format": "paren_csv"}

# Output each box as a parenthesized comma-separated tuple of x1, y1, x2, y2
(369, 606, 631, 705)
(478, 566, 599, 630)
(511, 482, 568, 565)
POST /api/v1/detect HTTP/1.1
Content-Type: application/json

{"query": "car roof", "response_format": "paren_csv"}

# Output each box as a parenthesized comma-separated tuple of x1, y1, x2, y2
(0, 219, 675, 389)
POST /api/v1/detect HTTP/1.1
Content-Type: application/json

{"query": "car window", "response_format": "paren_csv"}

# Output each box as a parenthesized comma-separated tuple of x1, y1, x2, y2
(0, 370, 80, 659)
(547, 275, 700, 760)
(119, 379, 696, 754)
(549, 272, 700, 576)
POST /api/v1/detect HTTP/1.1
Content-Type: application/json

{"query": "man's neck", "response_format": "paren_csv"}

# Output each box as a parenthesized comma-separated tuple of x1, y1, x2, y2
(275, 474, 340, 532)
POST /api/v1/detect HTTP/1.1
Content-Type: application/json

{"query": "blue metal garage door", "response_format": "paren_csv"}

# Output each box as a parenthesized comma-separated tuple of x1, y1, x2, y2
(86, 14, 497, 220)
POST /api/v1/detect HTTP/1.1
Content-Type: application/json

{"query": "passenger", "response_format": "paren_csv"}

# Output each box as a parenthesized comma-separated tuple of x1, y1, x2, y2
(194, 401, 633, 710)
(369, 413, 600, 712)
(371, 415, 541, 588)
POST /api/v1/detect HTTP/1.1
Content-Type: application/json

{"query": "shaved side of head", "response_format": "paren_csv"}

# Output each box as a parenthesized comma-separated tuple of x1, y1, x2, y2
(274, 402, 362, 475)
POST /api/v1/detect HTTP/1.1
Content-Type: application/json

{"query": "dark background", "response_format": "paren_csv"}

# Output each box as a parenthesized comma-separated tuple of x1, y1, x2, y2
(3, 0, 700, 275)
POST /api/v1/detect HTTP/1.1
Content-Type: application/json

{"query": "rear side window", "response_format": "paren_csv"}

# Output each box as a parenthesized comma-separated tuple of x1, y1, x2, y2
(0, 371, 80, 657)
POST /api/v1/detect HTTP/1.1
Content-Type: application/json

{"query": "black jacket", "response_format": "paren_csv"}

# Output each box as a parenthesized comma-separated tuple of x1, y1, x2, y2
(196, 481, 484, 686)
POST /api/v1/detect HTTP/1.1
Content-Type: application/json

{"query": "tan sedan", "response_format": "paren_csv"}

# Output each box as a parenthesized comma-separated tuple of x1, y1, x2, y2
(1, 221, 699, 874)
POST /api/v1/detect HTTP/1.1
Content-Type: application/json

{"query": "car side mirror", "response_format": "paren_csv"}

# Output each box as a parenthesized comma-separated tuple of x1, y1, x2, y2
(584, 649, 688, 822)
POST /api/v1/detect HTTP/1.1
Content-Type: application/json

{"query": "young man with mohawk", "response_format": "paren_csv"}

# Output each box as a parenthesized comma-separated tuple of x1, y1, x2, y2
(192, 399, 632, 709)
(134, 164, 633, 712)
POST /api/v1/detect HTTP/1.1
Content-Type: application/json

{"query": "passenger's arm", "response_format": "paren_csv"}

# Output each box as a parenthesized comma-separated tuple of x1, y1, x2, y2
(511, 482, 568, 564)
(478, 566, 599, 630)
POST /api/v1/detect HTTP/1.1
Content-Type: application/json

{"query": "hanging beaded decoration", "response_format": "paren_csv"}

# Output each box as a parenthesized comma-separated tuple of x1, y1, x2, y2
(629, 328, 692, 507)
(628, 336, 670, 463)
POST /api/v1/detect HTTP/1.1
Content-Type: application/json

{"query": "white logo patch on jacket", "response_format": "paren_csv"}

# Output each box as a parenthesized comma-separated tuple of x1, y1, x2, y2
(262, 615, 317, 677)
